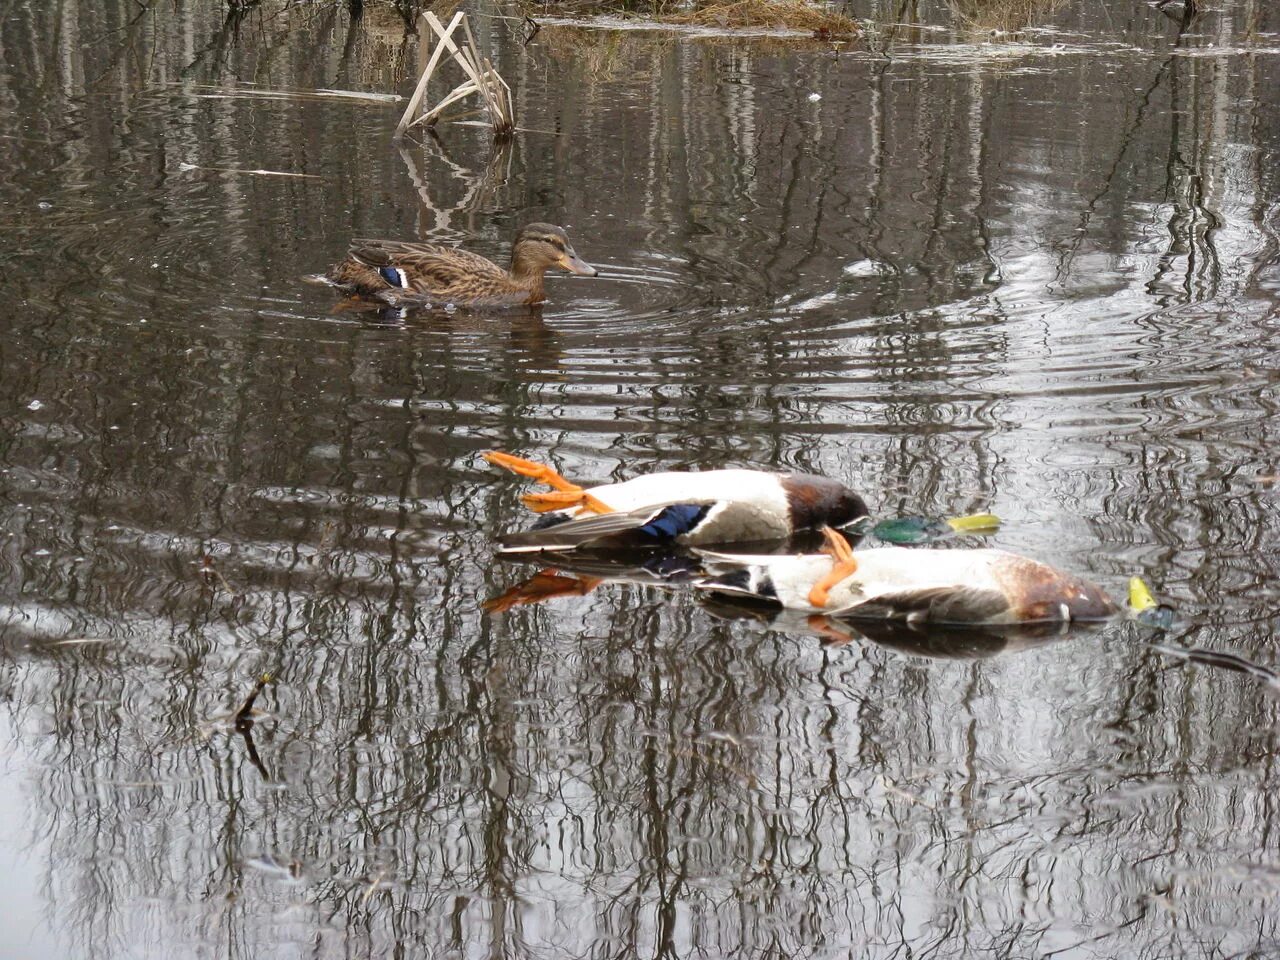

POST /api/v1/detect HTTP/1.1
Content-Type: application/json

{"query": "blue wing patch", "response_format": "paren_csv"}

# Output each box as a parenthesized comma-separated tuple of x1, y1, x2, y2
(379, 266, 405, 287)
(636, 504, 710, 540)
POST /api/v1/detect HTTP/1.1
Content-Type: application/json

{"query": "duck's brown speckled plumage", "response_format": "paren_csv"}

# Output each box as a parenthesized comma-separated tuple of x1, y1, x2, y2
(326, 223, 597, 307)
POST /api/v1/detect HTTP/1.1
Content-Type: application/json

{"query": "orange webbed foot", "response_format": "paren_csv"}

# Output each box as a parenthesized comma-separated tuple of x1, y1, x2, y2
(807, 614, 859, 646)
(483, 451, 580, 493)
(483, 570, 605, 613)
(331, 295, 368, 314)
(807, 526, 859, 608)
(520, 490, 614, 516)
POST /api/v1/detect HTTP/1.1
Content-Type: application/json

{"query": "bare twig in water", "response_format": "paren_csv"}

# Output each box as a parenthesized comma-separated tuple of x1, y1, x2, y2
(1150, 643, 1280, 690)
(235, 674, 275, 780)
(197, 674, 273, 734)
(238, 721, 271, 780)
(199, 555, 237, 596)
(395, 11, 514, 139)
(195, 674, 275, 778)
(235, 673, 274, 728)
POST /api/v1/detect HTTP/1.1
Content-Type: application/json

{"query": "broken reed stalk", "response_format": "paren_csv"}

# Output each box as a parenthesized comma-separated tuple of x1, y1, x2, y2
(394, 11, 514, 140)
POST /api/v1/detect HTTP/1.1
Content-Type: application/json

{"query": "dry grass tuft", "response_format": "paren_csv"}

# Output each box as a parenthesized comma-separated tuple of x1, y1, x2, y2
(946, 0, 1064, 33)
(663, 0, 859, 35)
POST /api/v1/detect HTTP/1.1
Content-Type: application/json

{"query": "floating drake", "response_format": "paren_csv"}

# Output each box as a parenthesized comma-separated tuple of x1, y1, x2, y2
(485, 451, 870, 552)
(327, 223, 597, 307)
(697, 527, 1121, 626)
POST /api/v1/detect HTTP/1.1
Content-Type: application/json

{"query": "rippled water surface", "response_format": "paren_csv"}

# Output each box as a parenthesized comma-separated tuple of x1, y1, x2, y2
(2, 0, 1279, 956)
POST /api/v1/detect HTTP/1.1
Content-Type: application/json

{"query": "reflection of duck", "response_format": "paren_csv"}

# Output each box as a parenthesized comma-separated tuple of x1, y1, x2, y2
(699, 597, 1099, 659)
(485, 452, 870, 552)
(484, 546, 1113, 658)
(698, 527, 1119, 626)
(484, 552, 705, 612)
(327, 223, 597, 306)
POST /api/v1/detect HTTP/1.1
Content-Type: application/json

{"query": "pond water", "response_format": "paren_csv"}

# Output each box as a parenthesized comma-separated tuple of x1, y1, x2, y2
(1, 0, 1279, 956)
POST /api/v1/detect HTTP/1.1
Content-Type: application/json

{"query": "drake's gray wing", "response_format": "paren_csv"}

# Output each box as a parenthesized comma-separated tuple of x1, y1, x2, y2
(498, 501, 717, 553)
(834, 586, 1012, 624)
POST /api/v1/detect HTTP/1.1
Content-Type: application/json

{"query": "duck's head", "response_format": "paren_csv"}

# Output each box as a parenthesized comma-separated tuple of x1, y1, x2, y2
(512, 223, 598, 278)
(781, 474, 871, 531)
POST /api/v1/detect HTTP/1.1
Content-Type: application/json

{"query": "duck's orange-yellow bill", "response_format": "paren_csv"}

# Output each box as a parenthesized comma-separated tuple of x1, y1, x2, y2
(945, 513, 1001, 534)
(560, 250, 598, 277)
(1128, 576, 1157, 613)
(483, 571, 604, 613)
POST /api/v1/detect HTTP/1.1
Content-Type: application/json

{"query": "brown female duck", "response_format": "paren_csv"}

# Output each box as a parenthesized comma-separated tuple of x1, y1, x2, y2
(327, 223, 597, 307)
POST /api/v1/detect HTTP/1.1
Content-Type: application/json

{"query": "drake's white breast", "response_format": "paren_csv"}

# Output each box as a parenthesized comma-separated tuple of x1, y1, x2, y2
(831, 548, 1006, 604)
(584, 470, 789, 516)
(715, 548, 1009, 612)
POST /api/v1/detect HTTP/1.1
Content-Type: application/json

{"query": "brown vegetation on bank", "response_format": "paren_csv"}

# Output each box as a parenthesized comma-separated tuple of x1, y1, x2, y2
(946, 0, 1064, 33)
(521, 0, 859, 38)
(662, 0, 859, 36)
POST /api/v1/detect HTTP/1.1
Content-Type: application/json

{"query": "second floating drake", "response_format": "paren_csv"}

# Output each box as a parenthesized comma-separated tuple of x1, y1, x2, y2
(698, 527, 1119, 626)
(485, 451, 870, 552)
(327, 223, 597, 307)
